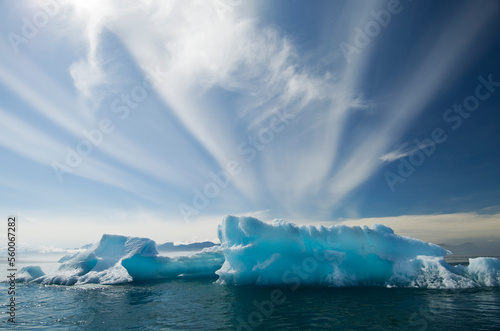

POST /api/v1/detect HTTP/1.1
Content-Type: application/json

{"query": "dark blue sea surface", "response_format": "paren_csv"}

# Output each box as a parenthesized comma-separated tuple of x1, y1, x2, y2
(1, 280, 500, 330)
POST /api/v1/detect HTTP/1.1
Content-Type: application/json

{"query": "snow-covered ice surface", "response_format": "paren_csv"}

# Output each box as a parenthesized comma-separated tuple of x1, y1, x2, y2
(14, 216, 500, 288)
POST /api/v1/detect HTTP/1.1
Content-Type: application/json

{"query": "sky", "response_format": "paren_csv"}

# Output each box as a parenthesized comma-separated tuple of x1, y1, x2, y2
(0, 0, 499, 248)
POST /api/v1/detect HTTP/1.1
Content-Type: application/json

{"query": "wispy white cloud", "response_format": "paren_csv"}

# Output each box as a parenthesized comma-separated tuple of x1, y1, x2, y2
(0, 106, 178, 207)
(2, 0, 497, 223)
(0, 106, 66, 164)
(56, 0, 499, 216)
(380, 142, 435, 163)
(58, 0, 369, 207)
(324, 1, 499, 210)
(0, 40, 92, 135)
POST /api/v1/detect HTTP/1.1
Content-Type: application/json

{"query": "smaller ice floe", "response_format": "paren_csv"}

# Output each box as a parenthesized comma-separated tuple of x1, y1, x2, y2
(25, 234, 223, 285)
(17, 266, 46, 282)
(466, 257, 500, 286)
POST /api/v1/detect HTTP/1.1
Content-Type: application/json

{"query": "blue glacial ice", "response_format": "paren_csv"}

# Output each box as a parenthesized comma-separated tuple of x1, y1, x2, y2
(17, 266, 46, 282)
(32, 234, 223, 285)
(16, 216, 500, 288)
(215, 216, 500, 288)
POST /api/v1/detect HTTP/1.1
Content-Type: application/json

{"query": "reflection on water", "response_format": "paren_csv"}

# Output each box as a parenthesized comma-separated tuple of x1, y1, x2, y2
(1, 280, 499, 330)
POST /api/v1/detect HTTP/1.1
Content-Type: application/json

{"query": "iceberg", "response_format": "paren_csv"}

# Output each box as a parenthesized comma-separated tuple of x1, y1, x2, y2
(13, 216, 500, 288)
(215, 216, 500, 288)
(31, 234, 223, 285)
(17, 266, 46, 282)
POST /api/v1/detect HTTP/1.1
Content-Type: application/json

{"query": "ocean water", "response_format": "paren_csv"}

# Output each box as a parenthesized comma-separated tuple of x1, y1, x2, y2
(2, 279, 500, 330)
